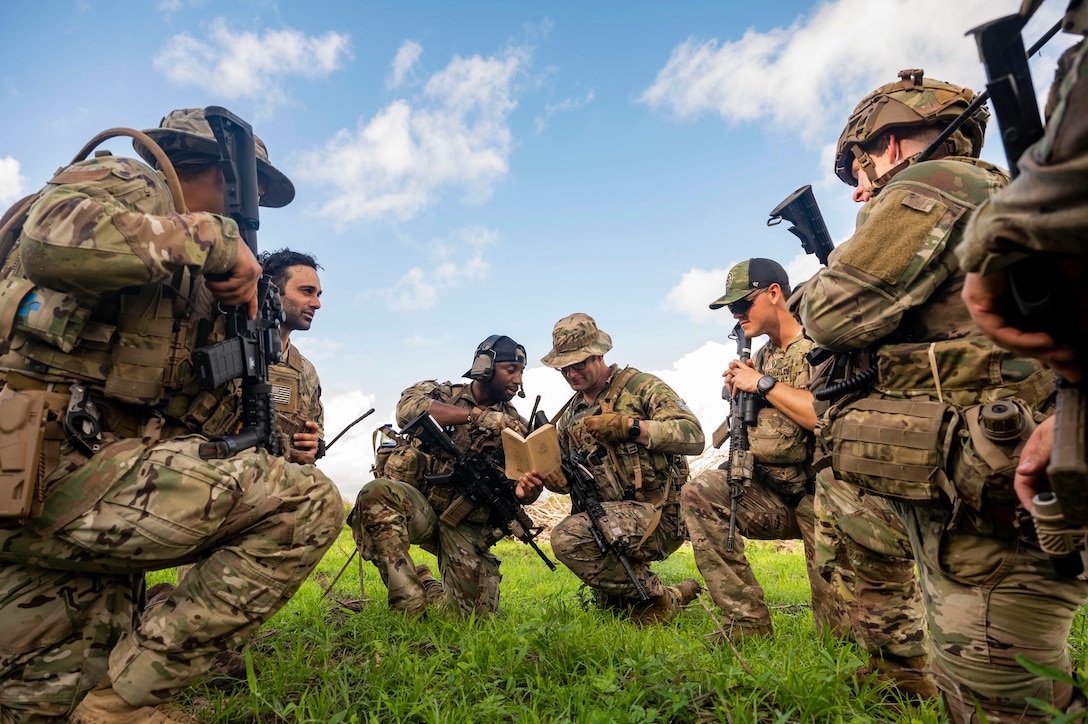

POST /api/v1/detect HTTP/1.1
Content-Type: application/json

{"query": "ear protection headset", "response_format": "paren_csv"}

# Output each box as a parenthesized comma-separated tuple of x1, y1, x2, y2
(465, 335, 527, 382)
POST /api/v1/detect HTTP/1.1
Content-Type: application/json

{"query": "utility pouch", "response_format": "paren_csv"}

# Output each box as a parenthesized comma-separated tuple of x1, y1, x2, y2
(0, 387, 59, 524)
(830, 395, 958, 503)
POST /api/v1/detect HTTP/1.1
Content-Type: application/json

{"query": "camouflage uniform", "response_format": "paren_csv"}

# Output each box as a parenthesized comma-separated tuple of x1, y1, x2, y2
(271, 339, 324, 458)
(683, 331, 846, 637)
(548, 364, 704, 605)
(813, 468, 926, 660)
(0, 152, 343, 721)
(351, 379, 528, 616)
(798, 147, 1085, 721)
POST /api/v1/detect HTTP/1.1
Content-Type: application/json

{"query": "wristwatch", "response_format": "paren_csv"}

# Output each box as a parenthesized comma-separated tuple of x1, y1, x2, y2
(757, 375, 777, 397)
(627, 418, 641, 440)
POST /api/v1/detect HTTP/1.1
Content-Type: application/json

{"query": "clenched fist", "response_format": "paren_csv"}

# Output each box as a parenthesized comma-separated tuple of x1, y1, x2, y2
(583, 412, 628, 443)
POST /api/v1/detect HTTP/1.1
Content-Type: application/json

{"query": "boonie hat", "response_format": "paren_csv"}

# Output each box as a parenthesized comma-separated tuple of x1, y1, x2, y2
(541, 313, 613, 369)
(133, 108, 295, 208)
(709, 258, 790, 309)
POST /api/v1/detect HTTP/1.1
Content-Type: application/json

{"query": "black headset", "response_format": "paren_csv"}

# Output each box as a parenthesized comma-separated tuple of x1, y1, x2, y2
(466, 335, 526, 382)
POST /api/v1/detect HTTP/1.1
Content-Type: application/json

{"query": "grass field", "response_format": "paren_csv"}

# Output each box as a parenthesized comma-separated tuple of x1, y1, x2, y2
(144, 519, 1023, 724)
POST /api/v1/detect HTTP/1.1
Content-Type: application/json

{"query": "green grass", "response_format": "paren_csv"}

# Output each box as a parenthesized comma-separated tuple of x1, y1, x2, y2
(157, 529, 1049, 723)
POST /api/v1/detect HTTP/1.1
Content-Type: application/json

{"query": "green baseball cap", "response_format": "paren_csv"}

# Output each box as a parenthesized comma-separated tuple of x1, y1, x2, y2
(540, 313, 613, 368)
(133, 108, 295, 208)
(709, 258, 789, 309)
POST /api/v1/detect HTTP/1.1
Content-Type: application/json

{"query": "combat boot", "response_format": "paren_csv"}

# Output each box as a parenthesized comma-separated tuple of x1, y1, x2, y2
(673, 578, 702, 606)
(707, 620, 774, 645)
(859, 653, 939, 701)
(415, 564, 446, 604)
(630, 578, 701, 626)
(69, 678, 200, 723)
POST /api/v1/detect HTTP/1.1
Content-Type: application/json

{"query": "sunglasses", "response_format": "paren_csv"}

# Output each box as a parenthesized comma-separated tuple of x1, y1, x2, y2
(561, 358, 593, 375)
(727, 288, 768, 315)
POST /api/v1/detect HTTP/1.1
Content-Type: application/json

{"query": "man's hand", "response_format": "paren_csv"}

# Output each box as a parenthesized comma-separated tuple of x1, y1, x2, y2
(292, 420, 321, 454)
(205, 242, 262, 319)
(515, 470, 545, 502)
(962, 271, 1080, 383)
(1014, 416, 1055, 511)
(726, 358, 760, 395)
(583, 412, 627, 443)
(475, 409, 517, 436)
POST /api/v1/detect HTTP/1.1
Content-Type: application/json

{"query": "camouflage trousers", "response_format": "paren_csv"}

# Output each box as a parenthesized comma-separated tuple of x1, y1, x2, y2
(891, 500, 1088, 723)
(814, 467, 926, 659)
(681, 468, 848, 636)
(0, 434, 343, 723)
(550, 498, 684, 604)
(351, 478, 500, 616)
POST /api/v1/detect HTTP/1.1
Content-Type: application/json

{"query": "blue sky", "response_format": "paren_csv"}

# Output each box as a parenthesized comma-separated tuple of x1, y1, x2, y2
(0, 0, 1075, 499)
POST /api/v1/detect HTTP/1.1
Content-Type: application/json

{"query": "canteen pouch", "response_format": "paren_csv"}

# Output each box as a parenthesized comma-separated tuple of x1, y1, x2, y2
(0, 387, 52, 523)
(950, 399, 1036, 513)
(830, 395, 958, 503)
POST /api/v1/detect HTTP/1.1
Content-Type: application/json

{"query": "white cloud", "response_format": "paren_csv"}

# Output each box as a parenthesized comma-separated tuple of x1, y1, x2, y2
(0, 156, 27, 206)
(664, 266, 733, 323)
(666, 251, 823, 326)
(317, 386, 385, 502)
(360, 226, 496, 311)
(533, 89, 595, 132)
(387, 40, 422, 89)
(295, 44, 528, 225)
(154, 18, 351, 114)
(638, 0, 1073, 147)
(292, 335, 342, 362)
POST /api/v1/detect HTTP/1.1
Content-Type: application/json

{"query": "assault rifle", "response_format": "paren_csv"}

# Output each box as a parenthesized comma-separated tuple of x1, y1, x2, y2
(193, 107, 284, 460)
(968, 16, 1088, 574)
(401, 412, 556, 570)
(767, 185, 835, 266)
(724, 323, 758, 552)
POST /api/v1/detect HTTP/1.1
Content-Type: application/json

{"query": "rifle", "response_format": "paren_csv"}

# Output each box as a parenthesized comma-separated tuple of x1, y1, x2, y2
(192, 106, 283, 459)
(767, 185, 835, 265)
(401, 412, 556, 570)
(724, 323, 758, 553)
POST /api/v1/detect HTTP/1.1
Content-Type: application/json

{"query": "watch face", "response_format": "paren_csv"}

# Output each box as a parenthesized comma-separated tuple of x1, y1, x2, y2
(758, 375, 776, 395)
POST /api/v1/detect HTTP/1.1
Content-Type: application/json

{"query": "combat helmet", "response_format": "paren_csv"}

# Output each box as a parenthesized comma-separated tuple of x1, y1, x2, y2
(834, 69, 988, 191)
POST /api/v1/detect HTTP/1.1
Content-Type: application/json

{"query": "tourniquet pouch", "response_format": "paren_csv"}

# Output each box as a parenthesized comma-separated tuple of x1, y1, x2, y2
(829, 394, 957, 503)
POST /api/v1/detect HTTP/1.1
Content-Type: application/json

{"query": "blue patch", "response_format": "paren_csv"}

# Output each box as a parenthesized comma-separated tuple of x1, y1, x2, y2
(16, 293, 41, 319)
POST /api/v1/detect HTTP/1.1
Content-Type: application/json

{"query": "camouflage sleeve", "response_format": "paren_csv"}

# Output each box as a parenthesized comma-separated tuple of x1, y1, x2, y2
(621, 372, 704, 455)
(19, 156, 241, 299)
(798, 179, 963, 351)
(959, 38, 1088, 274)
(395, 379, 446, 428)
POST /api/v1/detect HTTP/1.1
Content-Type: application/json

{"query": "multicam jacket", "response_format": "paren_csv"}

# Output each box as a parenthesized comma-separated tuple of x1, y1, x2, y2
(388, 379, 528, 487)
(798, 157, 1055, 520)
(749, 331, 815, 492)
(548, 364, 704, 503)
(799, 157, 1050, 408)
(0, 154, 244, 437)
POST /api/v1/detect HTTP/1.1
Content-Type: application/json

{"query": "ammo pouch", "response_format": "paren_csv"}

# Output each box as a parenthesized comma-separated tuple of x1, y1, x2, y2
(829, 394, 958, 503)
(0, 386, 64, 524)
